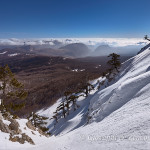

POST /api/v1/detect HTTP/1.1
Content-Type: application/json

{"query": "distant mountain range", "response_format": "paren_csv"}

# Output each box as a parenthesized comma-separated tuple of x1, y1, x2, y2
(0, 43, 91, 58)
(0, 41, 144, 58)
(59, 43, 91, 57)
(92, 45, 114, 56)
(91, 44, 143, 56)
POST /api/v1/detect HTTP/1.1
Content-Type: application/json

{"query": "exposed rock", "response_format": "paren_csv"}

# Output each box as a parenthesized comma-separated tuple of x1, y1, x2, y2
(8, 119, 21, 134)
(0, 112, 3, 120)
(26, 121, 36, 131)
(38, 128, 50, 137)
(31, 131, 35, 135)
(9, 135, 21, 143)
(22, 133, 35, 145)
(0, 113, 21, 135)
(0, 120, 11, 133)
(9, 133, 35, 145)
(2, 111, 11, 120)
(1, 111, 35, 145)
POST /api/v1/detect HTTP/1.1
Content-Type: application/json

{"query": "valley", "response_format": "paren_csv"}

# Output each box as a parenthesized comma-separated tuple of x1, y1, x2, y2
(0, 45, 131, 116)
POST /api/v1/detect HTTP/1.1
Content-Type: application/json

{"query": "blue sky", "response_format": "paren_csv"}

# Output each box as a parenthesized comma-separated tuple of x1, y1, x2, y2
(0, 0, 150, 38)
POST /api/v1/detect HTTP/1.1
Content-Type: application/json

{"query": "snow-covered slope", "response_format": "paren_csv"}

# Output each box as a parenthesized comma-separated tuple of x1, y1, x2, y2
(1, 46, 150, 150)
(38, 78, 102, 136)
(0, 119, 50, 150)
(89, 48, 150, 123)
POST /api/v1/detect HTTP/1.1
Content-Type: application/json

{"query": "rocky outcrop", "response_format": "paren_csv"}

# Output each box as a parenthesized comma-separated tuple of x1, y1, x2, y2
(26, 121, 50, 137)
(22, 133, 35, 145)
(0, 112, 3, 120)
(0, 112, 50, 145)
(26, 121, 36, 131)
(0, 113, 22, 135)
(8, 118, 21, 134)
(0, 120, 11, 133)
(0, 112, 11, 133)
(9, 133, 35, 145)
(0, 112, 35, 145)
(38, 128, 50, 137)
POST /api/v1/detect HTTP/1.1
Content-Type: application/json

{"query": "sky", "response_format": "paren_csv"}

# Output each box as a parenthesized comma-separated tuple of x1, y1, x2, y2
(0, 0, 150, 38)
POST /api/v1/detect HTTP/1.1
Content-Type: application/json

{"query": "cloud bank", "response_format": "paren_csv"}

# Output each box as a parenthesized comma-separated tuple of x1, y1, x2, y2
(0, 38, 147, 47)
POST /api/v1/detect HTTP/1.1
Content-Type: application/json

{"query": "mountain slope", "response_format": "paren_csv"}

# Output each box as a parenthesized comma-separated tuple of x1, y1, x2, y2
(92, 44, 143, 56)
(39, 45, 150, 149)
(89, 47, 150, 123)
(1, 45, 150, 149)
(59, 43, 91, 58)
(93, 44, 114, 56)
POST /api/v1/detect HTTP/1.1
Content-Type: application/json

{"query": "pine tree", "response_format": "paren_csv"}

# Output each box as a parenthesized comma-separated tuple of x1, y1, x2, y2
(28, 112, 50, 135)
(64, 91, 72, 101)
(0, 65, 27, 115)
(65, 99, 71, 115)
(28, 112, 48, 128)
(102, 72, 106, 78)
(107, 53, 121, 72)
(80, 82, 94, 97)
(106, 68, 113, 82)
(57, 102, 66, 118)
(52, 110, 58, 124)
(97, 80, 101, 90)
(63, 91, 72, 115)
(144, 35, 150, 41)
(69, 95, 79, 111)
(101, 80, 105, 86)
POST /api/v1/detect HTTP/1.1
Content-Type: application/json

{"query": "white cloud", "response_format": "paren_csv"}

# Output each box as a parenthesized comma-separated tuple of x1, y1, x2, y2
(0, 38, 147, 47)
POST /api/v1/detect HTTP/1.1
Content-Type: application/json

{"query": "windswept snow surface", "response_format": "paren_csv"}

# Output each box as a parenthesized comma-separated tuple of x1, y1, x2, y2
(1, 47, 150, 150)
(89, 48, 150, 123)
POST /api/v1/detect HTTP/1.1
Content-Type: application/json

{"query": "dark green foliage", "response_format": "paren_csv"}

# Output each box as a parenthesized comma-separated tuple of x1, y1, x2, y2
(52, 92, 80, 124)
(64, 91, 72, 101)
(28, 112, 50, 135)
(102, 72, 106, 78)
(69, 95, 79, 111)
(5, 102, 25, 111)
(98, 53, 121, 88)
(0, 65, 27, 115)
(80, 82, 94, 97)
(51, 81, 94, 123)
(39, 126, 49, 132)
(57, 102, 66, 118)
(97, 80, 101, 90)
(78, 75, 94, 97)
(51, 74, 95, 124)
(0, 105, 9, 118)
(101, 80, 105, 86)
(65, 99, 71, 115)
(107, 53, 121, 72)
(52, 111, 58, 124)
(63, 90, 72, 115)
(12, 114, 19, 119)
(28, 112, 48, 128)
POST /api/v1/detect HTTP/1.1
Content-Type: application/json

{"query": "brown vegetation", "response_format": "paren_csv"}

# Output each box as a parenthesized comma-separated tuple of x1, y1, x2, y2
(0, 52, 131, 116)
